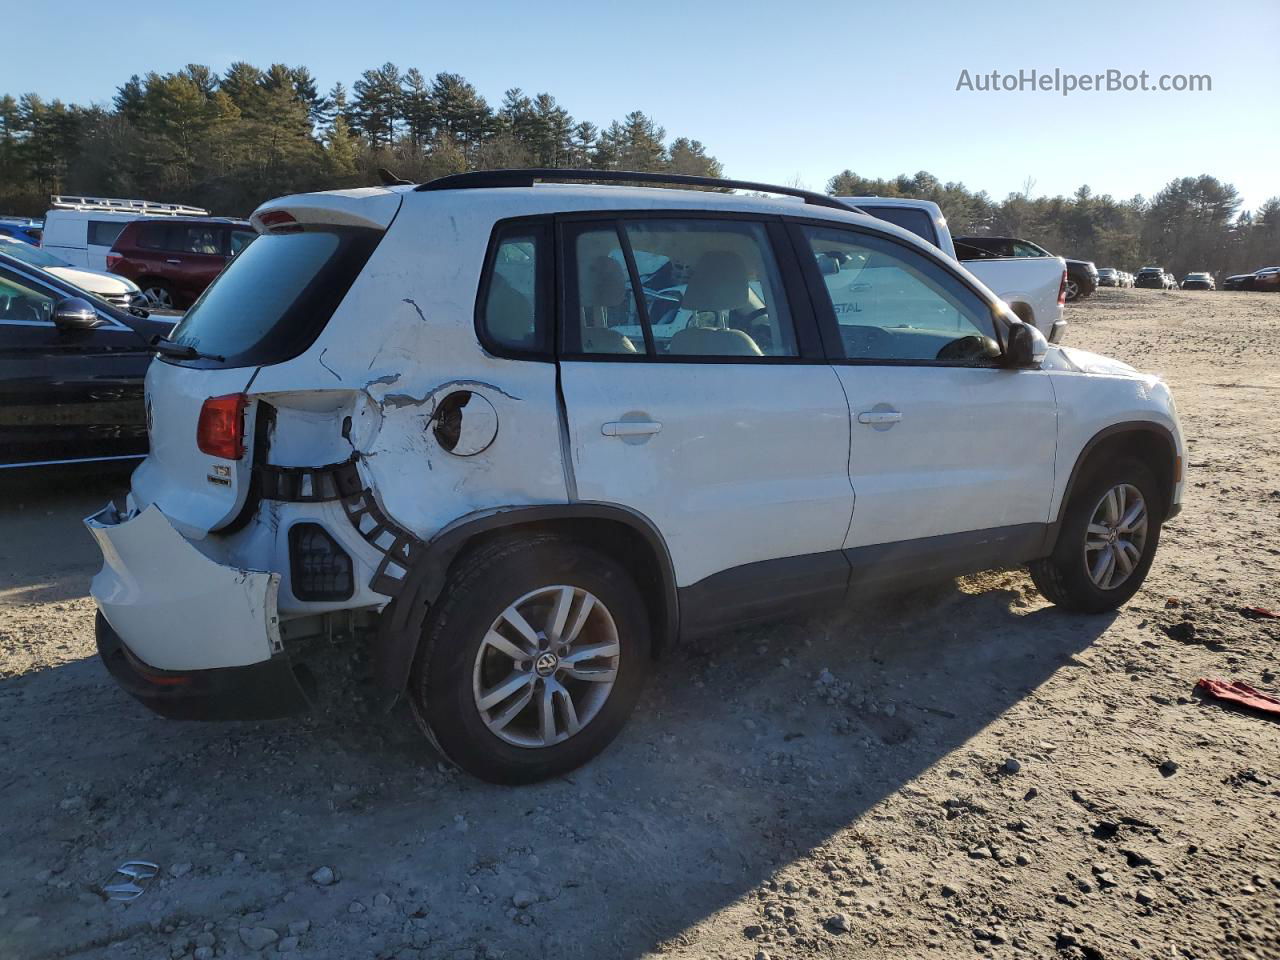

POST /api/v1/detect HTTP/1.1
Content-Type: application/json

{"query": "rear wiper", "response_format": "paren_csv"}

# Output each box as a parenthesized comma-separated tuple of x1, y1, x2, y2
(150, 335, 225, 362)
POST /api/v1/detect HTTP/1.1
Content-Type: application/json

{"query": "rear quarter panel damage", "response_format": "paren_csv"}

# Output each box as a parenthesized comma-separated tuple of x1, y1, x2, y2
(246, 195, 569, 544)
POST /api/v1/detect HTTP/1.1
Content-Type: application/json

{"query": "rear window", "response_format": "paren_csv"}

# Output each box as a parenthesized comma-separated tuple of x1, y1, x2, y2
(165, 227, 381, 368)
(855, 206, 939, 247)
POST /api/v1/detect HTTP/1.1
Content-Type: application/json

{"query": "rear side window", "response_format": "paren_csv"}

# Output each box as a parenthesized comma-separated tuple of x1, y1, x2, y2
(166, 227, 381, 368)
(88, 220, 128, 247)
(476, 220, 550, 356)
(136, 222, 172, 250)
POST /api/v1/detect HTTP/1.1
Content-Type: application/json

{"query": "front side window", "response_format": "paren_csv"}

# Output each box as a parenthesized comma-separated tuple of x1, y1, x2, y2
(477, 221, 549, 355)
(0, 271, 56, 324)
(565, 218, 798, 360)
(801, 225, 1000, 364)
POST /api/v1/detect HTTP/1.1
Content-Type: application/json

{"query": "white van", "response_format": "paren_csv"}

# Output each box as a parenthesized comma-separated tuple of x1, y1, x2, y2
(41, 196, 209, 269)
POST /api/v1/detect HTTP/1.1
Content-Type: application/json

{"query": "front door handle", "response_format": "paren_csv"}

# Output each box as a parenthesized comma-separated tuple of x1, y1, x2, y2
(165, 259, 181, 264)
(602, 420, 662, 437)
(857, 409, 902, 425)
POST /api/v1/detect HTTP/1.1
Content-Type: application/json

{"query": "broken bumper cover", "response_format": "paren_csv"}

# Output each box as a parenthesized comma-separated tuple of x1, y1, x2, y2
(96, 613, 309, 720)
(85, 503, 309, 720)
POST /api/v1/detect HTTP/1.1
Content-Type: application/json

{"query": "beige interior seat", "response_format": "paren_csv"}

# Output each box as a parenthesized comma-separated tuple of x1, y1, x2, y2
(669, 251, 764, 356)
(579, 255, 638, 354)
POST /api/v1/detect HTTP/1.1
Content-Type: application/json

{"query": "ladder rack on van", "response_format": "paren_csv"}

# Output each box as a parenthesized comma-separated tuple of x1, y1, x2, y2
(49, 196, 210, 217)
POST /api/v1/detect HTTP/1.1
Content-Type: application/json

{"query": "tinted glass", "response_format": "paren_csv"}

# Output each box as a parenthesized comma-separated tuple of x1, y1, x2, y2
(478, 223, 547, 354)
(801, 225, 1000, 364)
(229, 230, 256, 256)
(0, 271, 56, 324)
(88, 220, 128, 247)
(855, 206, 939, 247)
(1012, 241, 1050, 257)
(173, 225, 223, 255)
(136, 222, 171, 250)
(166, 227, 380, 368)
(0, 239, 66, 268)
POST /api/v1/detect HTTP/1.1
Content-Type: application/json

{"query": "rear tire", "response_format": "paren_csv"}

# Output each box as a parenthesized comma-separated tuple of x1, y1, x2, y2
(1030, 457, 1163, 613)
(409, 535, 651, 784)
(1064, 279, 1080, 302)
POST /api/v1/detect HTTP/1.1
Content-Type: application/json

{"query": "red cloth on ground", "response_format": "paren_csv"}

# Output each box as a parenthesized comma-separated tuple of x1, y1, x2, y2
(1196, 678, 1280, 717)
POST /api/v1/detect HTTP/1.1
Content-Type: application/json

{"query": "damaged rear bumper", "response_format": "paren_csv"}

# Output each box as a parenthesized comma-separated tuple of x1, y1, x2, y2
(95, 613, 310, 720)
(85, 502, 310, 720)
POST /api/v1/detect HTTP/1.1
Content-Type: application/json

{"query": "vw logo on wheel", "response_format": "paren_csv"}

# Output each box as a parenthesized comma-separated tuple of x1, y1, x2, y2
(534, 652, 559, 677)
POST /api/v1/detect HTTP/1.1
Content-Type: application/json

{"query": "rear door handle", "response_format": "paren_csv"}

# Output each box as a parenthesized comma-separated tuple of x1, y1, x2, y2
(602, 420, 662, 437)
(857, 410, 902, 425)
(165, 259, 181, 264)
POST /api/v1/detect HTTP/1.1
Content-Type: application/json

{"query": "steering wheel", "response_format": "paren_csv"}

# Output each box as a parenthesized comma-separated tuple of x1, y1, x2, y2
(936, 335, 998, 362)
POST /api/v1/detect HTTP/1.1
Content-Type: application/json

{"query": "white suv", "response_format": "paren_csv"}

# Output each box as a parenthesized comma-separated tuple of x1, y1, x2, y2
(85, 170, 1185, 783)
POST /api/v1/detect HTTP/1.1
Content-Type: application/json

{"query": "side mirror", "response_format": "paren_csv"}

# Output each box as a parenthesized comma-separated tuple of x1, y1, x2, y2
(1002, 321, 1048, 368)
(53, 297, 105, 330)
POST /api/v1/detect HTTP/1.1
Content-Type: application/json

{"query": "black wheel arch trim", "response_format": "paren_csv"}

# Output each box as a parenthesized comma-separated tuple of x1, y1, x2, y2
(371, 501, 679, 697)
(1043, 420, 1179, 554)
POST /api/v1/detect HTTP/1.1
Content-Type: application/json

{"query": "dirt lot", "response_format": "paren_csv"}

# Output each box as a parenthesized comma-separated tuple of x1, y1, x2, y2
(2, 288, 1278, 960)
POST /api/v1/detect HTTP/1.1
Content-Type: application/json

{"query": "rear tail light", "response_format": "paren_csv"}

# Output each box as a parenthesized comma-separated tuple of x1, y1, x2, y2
(289, 524, 354, 600)
(1058, 269, 1068, 305)
(106, 254, 122, 270)
(196, 393, 247, 460)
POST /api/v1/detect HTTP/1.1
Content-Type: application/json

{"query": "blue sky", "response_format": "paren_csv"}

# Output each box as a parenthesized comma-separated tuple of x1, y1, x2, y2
(4, 0, 1277, 210)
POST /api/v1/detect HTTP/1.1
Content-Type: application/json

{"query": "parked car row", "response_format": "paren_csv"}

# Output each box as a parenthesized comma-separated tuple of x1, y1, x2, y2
(33, 196, 253, 309)
(1223, 266, 1280, 291)
(1179, 272, 1215, 291)
(1097, 268, 1136, 287)
(0, 236, 147, 310)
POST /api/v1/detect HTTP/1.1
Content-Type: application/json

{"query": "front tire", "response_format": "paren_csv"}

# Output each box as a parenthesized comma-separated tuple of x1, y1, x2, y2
(1030, 458, 1163, 613)
(409, 536, 651, 784)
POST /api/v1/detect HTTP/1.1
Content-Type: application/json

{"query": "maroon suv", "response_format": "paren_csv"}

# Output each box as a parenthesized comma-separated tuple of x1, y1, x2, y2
(107, 217, 255, 309)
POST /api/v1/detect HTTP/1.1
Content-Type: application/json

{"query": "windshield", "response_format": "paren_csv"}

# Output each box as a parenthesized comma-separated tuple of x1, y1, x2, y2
(166, 226, 381, 368)
(0, 239, 67, 268)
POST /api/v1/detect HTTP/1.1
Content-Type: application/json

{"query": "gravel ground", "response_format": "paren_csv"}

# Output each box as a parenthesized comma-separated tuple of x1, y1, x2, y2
(1, 288, 1278, 960)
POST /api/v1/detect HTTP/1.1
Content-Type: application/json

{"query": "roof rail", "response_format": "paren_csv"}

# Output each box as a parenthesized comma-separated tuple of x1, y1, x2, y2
(415, 169, 853, 212)
(49, 195, 211, 217)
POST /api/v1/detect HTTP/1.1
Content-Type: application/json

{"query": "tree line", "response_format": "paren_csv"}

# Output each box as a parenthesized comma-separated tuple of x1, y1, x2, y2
(0, 62, 723, 219)
(1, 63, 1274, 279)
(828, 170, 1279, 279)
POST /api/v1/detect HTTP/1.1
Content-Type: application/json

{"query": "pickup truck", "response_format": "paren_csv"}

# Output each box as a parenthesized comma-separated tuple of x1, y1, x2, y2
(835, 196, 1068, 342)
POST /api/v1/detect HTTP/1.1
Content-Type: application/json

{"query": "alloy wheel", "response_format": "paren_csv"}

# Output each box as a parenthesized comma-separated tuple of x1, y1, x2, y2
(144, 286, 173, 308)
(1084, 483, 1149, 590)
(471, 585, 620, 748)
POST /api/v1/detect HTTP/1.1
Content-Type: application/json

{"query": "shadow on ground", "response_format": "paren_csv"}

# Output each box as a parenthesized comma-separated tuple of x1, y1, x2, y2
(0, 475, 1115, 959)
